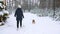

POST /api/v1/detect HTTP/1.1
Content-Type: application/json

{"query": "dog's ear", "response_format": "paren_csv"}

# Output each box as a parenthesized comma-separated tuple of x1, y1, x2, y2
(32, 19, 35, 24)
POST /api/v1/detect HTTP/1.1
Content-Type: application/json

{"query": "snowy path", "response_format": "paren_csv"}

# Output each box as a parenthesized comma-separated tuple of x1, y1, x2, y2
(0, 12, 60, 34)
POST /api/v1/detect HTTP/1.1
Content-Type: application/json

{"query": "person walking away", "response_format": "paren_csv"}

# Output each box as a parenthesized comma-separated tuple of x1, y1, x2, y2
(14, 5, 24, 29)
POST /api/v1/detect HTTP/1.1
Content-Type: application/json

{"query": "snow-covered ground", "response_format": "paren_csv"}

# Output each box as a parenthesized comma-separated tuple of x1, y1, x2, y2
(0, 12, 60, 34)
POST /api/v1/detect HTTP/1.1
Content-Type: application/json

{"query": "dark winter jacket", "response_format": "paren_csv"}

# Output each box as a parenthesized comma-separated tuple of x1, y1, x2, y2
(14, 8, 24, 20)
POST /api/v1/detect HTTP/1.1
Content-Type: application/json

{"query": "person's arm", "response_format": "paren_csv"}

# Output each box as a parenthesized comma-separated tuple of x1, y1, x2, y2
(21, 9, 24, 18)
(22, 13, 24, 18)
(14, 9, 17, 17)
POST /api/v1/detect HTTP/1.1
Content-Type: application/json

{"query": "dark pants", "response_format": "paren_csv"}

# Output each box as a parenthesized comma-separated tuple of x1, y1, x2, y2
(17, 18, 22, 28)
